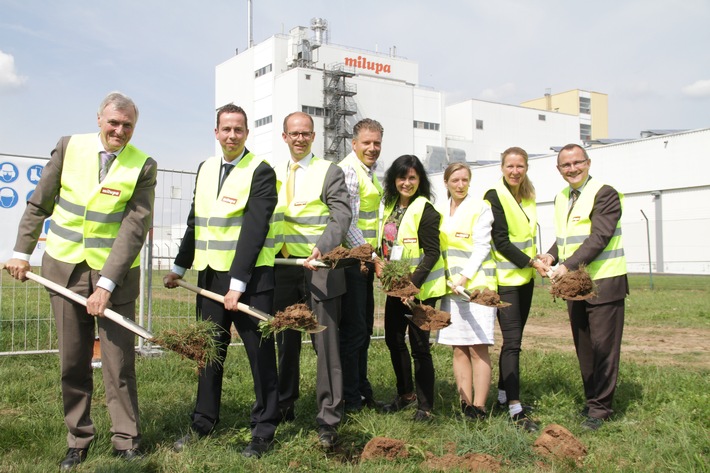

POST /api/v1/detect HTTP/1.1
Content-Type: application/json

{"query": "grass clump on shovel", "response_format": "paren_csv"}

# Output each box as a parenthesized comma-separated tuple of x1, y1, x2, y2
(258, 303, 320, 338)
(380, 259, 420, 298)
(150, 320, 221, 371)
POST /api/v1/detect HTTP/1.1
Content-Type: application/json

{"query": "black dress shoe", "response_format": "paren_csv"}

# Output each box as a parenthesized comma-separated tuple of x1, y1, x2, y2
(382, 394, 417, 413)
(242, 437, 273, 458)
(511, 411, 539, 432)
(173, 431, 205, 452)
(362, 396, 385, 410)
(60, 448, 88, 471)
(280, 407, 295, 422)
(318, 425, 338, 450)
(113, 448, 143, 461)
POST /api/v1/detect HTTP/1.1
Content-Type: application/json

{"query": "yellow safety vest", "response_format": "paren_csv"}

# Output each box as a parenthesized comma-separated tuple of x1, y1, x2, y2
(553, 179, 627, 280)
(273, 157, 332, 258)
(192, 154, 275, 271)
(440, 198, 497, 292)
(46, 133, 148, 269)
(486, 178, 537, 286)
(381, 195, 446, 300)
(338, 153, 382, 247)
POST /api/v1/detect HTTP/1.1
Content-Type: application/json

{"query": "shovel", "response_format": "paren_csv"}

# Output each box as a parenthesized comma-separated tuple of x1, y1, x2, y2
(273, 257, 359, 269)
(4, 267, 153, 339)
(175, 279, 326, 334)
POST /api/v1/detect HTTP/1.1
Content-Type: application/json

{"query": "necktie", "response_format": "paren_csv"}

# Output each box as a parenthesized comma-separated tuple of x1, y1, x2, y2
(568, 189, 580, 218)
(218, 163, 234, 194)
(99, 152, 115, 183)
(286, 162, 300, 205)
(281, 162, 300, 258)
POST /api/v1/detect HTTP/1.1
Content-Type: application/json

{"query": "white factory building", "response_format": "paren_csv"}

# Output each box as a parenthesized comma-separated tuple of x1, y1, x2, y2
(214, 19, 581, 172)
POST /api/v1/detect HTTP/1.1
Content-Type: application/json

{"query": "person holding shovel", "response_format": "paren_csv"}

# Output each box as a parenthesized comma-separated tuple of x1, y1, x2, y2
(163, 103, 280, 458)
(539, 144, 628, 431)
(378, 154, 446, 422)
(436, 162, 497, 421)
(5, 92, 156, 470)
(483, 146, 544, 432)
(272, 111, 350, 450)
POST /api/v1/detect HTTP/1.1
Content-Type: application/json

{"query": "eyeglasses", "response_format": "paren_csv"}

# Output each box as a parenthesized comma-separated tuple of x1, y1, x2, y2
(557, 159, 588, 171)
(286, 131, 314, 139)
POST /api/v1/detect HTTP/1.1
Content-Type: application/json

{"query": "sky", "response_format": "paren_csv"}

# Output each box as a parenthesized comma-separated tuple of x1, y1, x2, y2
(1, 0, 709, 171)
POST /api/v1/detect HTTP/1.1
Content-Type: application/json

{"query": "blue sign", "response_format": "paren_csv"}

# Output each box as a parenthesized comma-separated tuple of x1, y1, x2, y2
(0, 187, 19, 208)
(27, 165, 44, 184)
(0, 162, 19, 183)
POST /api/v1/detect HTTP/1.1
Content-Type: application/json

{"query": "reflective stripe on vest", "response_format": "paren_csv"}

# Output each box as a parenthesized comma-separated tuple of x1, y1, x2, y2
(192, 154, 275, 271)
(486, 178, 537, 286)
(439, 198, 497, 292)
(273, 157, 331, 257)
(338, 153, 382, 246)
(553, 179, 627, 280)
(381, 195, 446, 299)
(45, 133, 147, 269)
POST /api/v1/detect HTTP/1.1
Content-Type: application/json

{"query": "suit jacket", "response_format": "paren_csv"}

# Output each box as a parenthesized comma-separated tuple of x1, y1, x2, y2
(174, 149, 278, 295)
(14, 135, 157, 305)
(547, 182, 629, 304)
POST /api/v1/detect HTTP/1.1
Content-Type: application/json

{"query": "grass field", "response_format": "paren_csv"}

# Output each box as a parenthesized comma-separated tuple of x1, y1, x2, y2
(0, 275, 708, 472)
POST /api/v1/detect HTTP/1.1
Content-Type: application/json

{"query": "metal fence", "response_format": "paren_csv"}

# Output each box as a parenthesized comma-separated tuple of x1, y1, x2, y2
(0, 168, 386, 356)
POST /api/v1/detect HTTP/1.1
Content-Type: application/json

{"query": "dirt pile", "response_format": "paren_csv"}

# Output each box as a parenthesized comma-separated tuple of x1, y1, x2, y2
(422, 452, 501, 472)
(260, 303, 319, 337)
(467, 288, 510, 308)
(360, 437, 408, 461)
(533, 424, 587, 466)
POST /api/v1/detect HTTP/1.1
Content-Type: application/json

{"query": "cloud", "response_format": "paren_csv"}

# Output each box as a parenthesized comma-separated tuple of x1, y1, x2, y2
(682, 79, 710, 98)
(0, 50, 27, 90)
(479, 82, 516, 101)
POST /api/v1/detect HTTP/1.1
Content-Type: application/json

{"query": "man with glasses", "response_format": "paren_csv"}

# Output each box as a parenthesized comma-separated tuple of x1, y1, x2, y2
(539, 143, 628, 432)
(273, 112, 351, 449)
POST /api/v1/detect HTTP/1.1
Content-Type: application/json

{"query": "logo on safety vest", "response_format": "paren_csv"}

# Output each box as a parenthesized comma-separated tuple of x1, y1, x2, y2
(455, 232, 471, 239)
(402, 237, 417, 244)
(100, 187, 121, 197)
(222, 196, 238, 205)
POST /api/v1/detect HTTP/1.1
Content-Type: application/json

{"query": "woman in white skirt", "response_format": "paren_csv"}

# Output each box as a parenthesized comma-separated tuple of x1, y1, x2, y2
(437, 163, 497, 420)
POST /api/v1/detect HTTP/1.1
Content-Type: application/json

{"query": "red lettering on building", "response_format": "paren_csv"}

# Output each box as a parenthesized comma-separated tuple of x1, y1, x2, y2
(344, 56, 392, 75)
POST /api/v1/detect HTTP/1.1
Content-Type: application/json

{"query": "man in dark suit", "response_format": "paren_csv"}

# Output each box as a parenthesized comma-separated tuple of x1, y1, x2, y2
(274, 111, 351, 449)
(540, 143, 628, 431)
(163, 104, 279, 458)
(5, 92, 156, 470)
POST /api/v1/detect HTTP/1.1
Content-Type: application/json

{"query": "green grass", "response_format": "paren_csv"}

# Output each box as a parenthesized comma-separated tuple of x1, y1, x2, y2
(0, 275, 708, 471)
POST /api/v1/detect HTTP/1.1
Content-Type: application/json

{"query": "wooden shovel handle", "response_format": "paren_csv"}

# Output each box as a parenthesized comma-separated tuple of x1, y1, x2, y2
(22, 270, 154, 340)
(175, 279, 273, 323)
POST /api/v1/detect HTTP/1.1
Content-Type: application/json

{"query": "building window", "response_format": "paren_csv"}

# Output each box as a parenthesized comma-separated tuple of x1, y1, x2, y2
(538, 114, 546, 121)
(305, 74, 311, 80)
(476, 119, 484, 130)
(302, 105, 325, 117)
(254, 64, 273, 78)
(254, 115, 272, 128)
(580, 124, 592, 141)
(579, 96, 591, 115)
(413, 120, 440, 131)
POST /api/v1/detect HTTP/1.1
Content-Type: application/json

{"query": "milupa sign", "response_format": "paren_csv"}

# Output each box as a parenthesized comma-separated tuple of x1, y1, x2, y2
(344, 55, 392, 75)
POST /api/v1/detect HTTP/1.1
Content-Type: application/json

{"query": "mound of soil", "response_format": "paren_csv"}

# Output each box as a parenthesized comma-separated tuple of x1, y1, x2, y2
(550, 267, 597, 300)
(271, 303, 319, 332)
(348, 243, 376, 262)
(467, 288, 510, 308)
(411, 304, 451, 331)
(384, 277, 420, 298)
(423, 452, 501, 472)
(360, 436, 408, 462)
(533, 424, 587, 466)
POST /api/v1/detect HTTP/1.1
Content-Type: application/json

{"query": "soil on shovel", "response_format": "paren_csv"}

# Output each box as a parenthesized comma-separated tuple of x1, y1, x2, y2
(384, 277, 420, 298)
(265, 303, 319, 335)
(348, 243, 376, 274)
(319, 246, 352, 267)
(150, 321, 219, 371)
(410, 304, 451, 331)
(550, 266, 597, 300)
(467, 288, 511, 308)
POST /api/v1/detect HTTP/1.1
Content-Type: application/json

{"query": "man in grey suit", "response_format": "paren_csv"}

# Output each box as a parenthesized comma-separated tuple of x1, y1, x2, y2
(5, 92, 156, 470)
(274, 111, 351, 449)
(540, 144, 628, 432)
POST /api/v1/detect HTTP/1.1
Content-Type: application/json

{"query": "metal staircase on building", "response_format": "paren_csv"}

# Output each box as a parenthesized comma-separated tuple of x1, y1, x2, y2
(323, 63, 357, 162)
